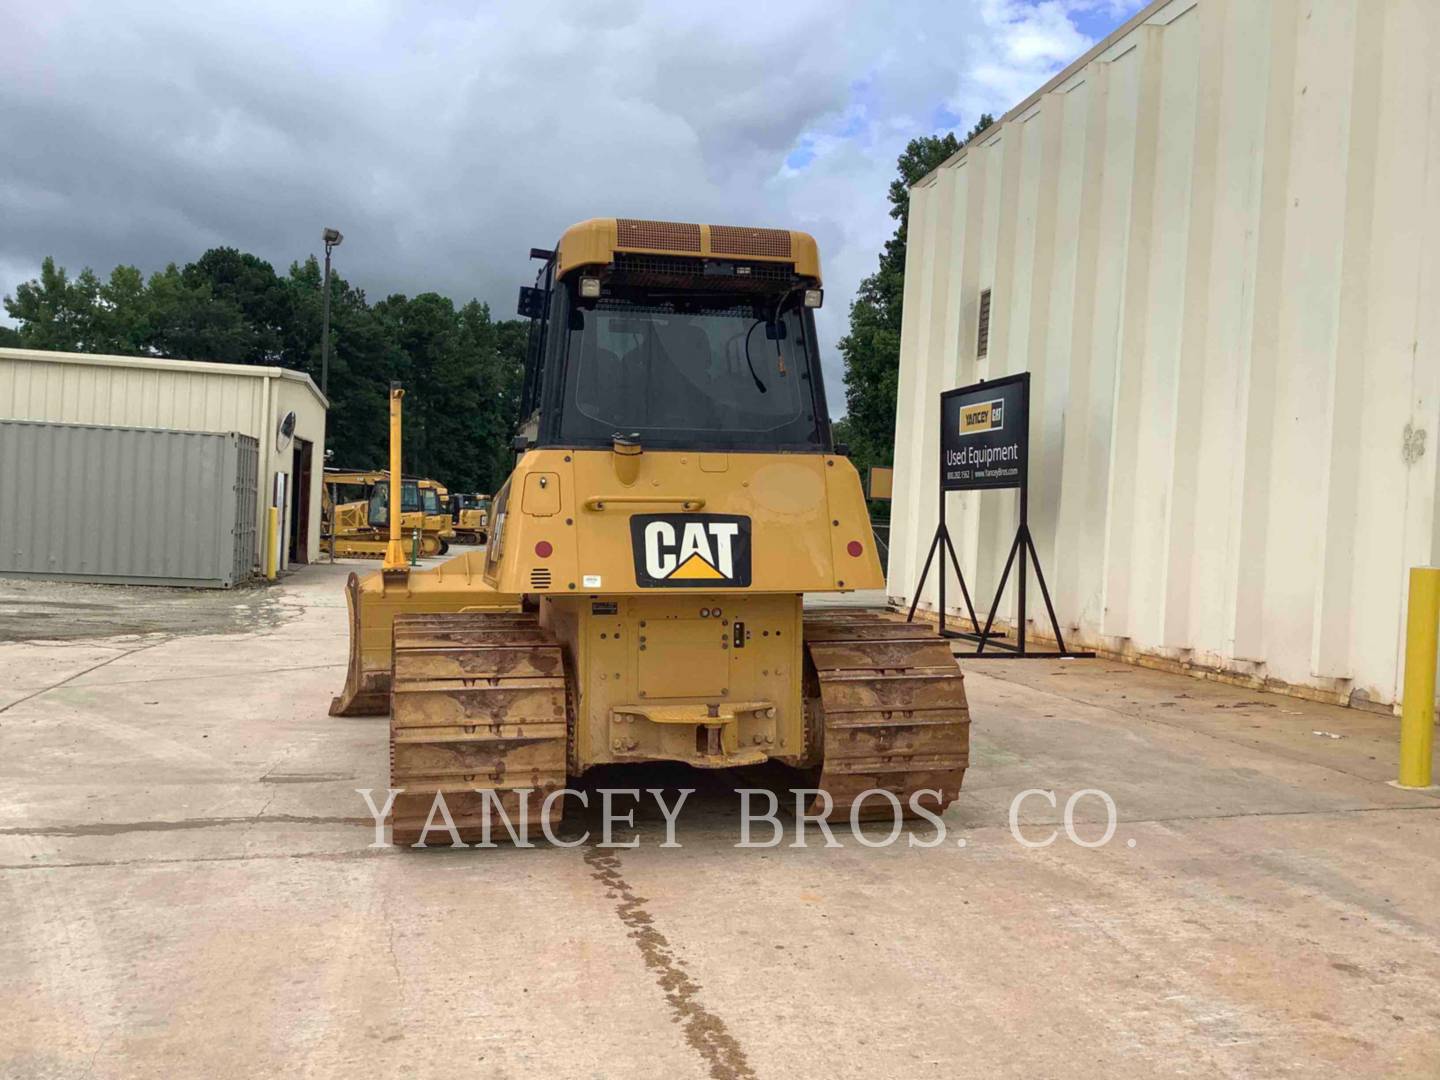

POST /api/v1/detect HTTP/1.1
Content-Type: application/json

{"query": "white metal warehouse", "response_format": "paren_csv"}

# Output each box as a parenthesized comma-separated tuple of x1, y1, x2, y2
(0, 347, 328, 577)
(888, 0, 1439, 708)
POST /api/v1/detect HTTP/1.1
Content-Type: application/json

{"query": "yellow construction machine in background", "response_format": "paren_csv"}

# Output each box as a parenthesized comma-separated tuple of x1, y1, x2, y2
(448, 492, 491, 545)
(321, 467, 450, 559)
(321, 468, 387, 559)
(418, 480, 456, 553)
(330, 218, 971, 845)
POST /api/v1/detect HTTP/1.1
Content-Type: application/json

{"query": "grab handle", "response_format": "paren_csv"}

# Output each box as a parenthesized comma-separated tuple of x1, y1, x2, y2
(583, 495, 707, 512)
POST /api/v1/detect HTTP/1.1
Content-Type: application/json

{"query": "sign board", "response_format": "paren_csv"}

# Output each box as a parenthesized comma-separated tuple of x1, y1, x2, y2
(940, 373, 1029, 491)
(868, 466, 893, 500)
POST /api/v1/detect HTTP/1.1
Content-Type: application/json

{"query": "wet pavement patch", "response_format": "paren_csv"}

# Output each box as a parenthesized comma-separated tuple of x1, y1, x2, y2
(0, 577, 289, 642)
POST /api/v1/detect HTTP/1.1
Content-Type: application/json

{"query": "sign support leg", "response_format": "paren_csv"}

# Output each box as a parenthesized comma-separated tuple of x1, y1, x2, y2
(906, 528, 942, 624)
(1023, 525, 1070, 653)
(974, 530, 1022, 654)
(941, 527, 981, 633)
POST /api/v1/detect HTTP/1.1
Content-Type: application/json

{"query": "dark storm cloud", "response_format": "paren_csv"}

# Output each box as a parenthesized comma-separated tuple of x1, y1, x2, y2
(0, 1, 1140, 396)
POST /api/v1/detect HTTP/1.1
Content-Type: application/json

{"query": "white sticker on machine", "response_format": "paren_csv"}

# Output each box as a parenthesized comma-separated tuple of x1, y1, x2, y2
(582, 574, 602, 589)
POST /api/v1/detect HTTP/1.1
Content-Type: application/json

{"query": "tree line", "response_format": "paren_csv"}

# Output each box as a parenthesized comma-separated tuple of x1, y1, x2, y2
(4, 115, 993, 499)
(1, 249, 527, 494)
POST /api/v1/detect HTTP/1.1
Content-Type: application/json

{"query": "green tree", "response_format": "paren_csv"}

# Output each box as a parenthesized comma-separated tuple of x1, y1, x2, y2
(0, 325, 20, 347)
(285, 255, 400, 471)
(4, 258, 103, 352)
(100, 265, 153, 353)
(836, 131, 967, 482)
(965, 113, 996, 144)
(183, 248, 292, 364)
(143, 264, 254, 363)
(3, 248, 532, 494)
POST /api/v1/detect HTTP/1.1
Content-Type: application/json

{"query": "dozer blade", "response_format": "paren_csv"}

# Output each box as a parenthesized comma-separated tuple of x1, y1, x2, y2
(328, 552, 523, 717)
(803, 610, 970, 821)
(390, 612, 570, 847)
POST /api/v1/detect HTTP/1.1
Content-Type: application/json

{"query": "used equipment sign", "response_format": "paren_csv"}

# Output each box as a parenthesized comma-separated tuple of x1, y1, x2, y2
(940, 374, 1028, 491)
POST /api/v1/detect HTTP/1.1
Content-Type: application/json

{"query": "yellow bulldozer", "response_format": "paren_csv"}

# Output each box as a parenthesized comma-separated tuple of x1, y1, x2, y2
(447, 492, 491, 545)
(418, 479, 456, 551)
(321, 469, 376, 548)
(322, 468, 451, 558)
(331, 217, 970, 845)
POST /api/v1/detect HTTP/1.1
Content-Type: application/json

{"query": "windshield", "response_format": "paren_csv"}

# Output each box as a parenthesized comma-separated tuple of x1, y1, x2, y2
(422, 488, 440, 514)
(367, 480, 421, 528)
(552, 288, 827, 450)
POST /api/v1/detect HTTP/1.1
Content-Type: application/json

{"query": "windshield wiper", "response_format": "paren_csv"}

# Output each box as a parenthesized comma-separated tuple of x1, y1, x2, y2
(743, 319, 768, 394)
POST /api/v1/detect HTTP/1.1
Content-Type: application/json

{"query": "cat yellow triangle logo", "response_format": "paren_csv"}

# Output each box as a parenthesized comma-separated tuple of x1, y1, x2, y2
(669, 552, 725, 580)
(633, 514, 752, 588)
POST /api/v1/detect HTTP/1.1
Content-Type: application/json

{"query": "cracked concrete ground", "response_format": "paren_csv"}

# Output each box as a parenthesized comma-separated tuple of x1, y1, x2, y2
(1, 561, 1438, 1078)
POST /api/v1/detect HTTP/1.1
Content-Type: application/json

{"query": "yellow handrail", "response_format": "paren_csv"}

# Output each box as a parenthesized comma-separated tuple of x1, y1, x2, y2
(584, 495, 706, 512)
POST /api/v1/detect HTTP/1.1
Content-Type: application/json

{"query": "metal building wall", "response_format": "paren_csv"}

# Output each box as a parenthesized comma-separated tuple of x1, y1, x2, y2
(890, 0, 1440, 707)
(0, 421, 259, 587)
(0, 348, 328, 570)
(0, 350, 267, 434)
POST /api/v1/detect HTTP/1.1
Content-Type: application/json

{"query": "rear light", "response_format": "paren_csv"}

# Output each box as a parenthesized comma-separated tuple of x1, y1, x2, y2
(534, 541, 553, 558)
(846, 540, 863, 557)
(803, 288, 824, 309)
(578, 276, 601, 299)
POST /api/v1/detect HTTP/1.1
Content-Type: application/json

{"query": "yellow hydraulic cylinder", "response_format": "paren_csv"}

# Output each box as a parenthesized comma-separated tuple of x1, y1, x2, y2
(383, 383, 408, 571)
(265, 506, 280, 580)
(1398, 566, 1439, 789)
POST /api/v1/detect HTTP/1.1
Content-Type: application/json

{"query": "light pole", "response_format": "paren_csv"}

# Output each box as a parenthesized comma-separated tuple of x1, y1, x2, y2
(320, 227, 343, 397)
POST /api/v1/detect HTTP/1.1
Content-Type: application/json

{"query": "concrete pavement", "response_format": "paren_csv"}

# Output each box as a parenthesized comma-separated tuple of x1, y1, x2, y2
(1, 560, 1438, 1078)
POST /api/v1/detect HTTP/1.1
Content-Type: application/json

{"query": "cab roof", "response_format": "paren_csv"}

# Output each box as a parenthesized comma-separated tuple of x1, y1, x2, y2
(554, 218, 821, 283)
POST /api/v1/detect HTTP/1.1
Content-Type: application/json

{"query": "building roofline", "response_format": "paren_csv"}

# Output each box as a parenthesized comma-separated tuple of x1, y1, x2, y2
(915, 0, 1177, 187)
(0, 346, 329, 409)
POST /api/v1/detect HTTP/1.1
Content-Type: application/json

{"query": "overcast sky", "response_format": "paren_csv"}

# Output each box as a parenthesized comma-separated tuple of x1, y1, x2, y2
(1, 0, 1142, 398)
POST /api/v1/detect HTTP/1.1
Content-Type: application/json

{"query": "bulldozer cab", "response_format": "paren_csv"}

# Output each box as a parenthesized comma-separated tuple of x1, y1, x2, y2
(366, 478, 421, 529)
(448, 492, 486, 519)
(516, 225, 833, 453)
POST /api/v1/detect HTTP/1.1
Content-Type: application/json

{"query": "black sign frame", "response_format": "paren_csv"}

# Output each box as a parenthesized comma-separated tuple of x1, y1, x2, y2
(909, 372, 1092, 659)
(941, 371, 1029, 492)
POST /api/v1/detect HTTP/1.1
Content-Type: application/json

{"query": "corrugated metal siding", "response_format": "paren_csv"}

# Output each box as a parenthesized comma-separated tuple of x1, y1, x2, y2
(0, 354, 266, 435)
(890, 0, 1440, 707)
(0, 349, 329, 568)
(0, 421, 259, 588)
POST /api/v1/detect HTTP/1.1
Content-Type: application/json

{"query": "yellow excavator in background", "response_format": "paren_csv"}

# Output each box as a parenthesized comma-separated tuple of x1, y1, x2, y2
(330, 218, 970, 845)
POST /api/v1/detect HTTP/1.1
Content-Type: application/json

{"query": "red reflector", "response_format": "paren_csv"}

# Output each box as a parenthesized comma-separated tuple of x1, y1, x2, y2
(846, 540, 863, 558)
(534, 541, 553, 558)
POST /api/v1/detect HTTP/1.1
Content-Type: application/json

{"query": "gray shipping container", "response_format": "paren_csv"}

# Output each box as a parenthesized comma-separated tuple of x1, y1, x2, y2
(0, 420, 259, 588)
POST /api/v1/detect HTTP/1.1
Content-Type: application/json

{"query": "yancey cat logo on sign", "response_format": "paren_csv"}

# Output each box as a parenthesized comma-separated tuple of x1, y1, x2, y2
(629, 514, 752, 588)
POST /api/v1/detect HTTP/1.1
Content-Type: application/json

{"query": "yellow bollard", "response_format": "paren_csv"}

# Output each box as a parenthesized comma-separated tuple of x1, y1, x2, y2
(266, 506, 280, 581)
(1397, 566, 1439, 789)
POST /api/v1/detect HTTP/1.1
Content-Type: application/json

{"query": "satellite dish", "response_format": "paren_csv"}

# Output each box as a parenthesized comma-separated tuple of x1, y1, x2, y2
(277, 410, 297, 450)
